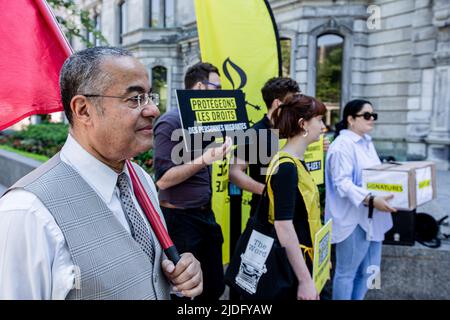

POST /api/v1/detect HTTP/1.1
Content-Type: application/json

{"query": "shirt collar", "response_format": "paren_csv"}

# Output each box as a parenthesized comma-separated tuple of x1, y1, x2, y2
(60, 134, 130, 204)
(340, 129, 372, 143)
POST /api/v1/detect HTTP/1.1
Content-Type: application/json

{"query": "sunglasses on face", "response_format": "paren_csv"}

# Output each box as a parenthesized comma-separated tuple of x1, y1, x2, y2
(354, 112, 378, 121)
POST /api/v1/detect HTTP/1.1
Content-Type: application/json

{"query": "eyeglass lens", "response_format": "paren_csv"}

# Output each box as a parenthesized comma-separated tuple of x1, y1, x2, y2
(136, 93, 159, 108)
(363, 112, 377, 120)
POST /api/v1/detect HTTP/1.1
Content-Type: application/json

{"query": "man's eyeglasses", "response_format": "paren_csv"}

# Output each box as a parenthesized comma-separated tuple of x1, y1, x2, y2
(354, 112, 378, 121)
(202, 81, 222, 90)
(82, 92, 159, 109)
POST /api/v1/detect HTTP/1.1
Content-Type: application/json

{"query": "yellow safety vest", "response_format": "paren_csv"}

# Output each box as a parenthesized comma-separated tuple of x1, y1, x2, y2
(266, 151, 323, 263)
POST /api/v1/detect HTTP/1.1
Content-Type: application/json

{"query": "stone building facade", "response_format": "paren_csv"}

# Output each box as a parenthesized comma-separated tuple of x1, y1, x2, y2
(73, 0, 450, 169)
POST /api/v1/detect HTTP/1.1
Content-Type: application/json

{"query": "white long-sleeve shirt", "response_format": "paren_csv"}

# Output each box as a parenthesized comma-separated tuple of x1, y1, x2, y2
(324, 130, 393, 243)
(0, 134, 160, 299)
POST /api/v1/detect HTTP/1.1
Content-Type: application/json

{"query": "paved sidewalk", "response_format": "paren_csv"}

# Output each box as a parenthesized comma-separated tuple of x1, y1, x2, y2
(419, 169, 450, 242)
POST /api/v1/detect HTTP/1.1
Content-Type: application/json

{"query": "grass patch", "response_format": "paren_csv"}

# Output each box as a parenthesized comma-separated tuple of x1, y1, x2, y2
(0, 145, 49, 162)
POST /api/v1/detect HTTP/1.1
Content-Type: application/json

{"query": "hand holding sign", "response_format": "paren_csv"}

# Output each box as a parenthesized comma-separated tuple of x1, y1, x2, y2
(201, 136, 233, 165)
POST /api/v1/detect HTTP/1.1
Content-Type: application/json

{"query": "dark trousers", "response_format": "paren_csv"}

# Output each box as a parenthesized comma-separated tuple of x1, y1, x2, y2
(161, 206, 225, 301)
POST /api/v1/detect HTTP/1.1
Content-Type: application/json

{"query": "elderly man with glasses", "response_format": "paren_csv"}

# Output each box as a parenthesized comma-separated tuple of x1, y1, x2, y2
(0, 47, 202, 300)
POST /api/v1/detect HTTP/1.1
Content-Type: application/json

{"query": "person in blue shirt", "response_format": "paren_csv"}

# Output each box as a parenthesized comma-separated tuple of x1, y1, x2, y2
(325, 99, 397, 300)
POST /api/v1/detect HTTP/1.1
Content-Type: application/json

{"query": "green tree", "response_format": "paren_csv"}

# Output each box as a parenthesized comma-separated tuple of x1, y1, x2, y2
(316, 46, 342, 103)
(280, 38, 291, 77)
(47, 0, 108, 48)
(152, 66, 168, 114)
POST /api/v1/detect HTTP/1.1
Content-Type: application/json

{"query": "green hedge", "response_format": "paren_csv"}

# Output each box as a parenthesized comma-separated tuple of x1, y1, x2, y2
(1, 123, 154, 173)
(7, 123, 69, 158)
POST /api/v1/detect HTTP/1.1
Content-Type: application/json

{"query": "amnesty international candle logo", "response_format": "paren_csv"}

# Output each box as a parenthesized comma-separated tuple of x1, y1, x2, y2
(222, 57, 264, 126)
(222, 57, 247, 90)
(176, 89, 249, 151)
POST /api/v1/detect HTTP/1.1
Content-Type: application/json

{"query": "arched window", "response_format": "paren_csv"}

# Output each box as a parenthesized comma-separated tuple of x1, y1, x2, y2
(280, 37, 292, 77)
(152, 66, 168, 113)
(316, 34, 344, 128)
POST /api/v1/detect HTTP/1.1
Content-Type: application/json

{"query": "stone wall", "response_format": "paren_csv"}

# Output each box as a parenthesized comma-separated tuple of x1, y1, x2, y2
(72, 0, 450, 168)
(0, 149, 41, 189)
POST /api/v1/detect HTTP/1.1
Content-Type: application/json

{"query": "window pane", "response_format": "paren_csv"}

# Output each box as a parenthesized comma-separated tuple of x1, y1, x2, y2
(280, 38, 291, 77)
(152, 66, 168, 113)
(151, 0, 160, 27)
(94, 14, 101, 46)
(119, 1, 127, 44)
(121, 2, 127, 34)
(165, 0, 175, 27)
(316, 34, 343, 129)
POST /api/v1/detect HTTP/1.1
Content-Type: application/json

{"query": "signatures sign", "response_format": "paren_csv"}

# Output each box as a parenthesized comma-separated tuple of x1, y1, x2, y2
(176, 90, 249, 151)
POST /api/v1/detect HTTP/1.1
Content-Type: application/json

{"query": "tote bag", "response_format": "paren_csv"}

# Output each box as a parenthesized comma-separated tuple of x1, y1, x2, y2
(225, 188, 297, 300)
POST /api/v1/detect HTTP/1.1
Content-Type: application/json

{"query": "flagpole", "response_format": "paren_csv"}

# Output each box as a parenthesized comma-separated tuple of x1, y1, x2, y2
(35, 0, 73, 56)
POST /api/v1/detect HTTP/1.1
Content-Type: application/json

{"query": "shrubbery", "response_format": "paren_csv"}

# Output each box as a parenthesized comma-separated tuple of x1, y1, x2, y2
(0, 123, 154, 173)
(5, 123, 69, 158)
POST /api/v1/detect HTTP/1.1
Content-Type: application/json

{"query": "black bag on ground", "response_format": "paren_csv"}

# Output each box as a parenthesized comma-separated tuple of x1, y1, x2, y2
(415, 213, 448, 249)
(383, 209, 416, 246)
(224, 188, 297, 300)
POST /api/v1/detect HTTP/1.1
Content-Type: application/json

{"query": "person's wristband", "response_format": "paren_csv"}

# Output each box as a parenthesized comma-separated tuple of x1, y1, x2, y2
(368, 195, 375, 219)
(363, 193, 372, 207)
(369, 195, 375, 208)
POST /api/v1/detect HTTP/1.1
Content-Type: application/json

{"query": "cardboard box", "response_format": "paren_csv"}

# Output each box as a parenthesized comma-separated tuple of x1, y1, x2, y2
(362, 161, 436, 210)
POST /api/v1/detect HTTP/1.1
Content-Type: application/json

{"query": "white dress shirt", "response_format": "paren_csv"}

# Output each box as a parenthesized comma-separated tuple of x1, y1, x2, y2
(0, 134, 160, 300)
(324, 130, 393, 243)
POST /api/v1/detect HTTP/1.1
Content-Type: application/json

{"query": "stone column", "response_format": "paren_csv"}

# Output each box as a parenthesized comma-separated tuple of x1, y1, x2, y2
(426, 0, 450, 170)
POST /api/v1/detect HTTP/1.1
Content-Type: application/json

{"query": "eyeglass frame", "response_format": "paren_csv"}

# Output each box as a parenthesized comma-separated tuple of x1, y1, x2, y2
(354, 112, 378, 121)
(202, 81, 222, 90)
(81, 92, 160, 109)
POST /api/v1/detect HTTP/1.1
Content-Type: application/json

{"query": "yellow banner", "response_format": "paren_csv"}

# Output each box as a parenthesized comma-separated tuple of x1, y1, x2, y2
(195, 0, 280, 264)
(312, 219, 332, 293)
(304, 135, 325, 185)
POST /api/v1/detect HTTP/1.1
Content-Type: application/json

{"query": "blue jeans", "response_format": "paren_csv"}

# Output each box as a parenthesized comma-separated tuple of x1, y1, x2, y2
(332, 225, 382, 300)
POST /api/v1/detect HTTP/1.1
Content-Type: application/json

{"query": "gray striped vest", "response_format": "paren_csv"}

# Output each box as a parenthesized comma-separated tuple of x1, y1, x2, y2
(8, 153, 170, 300)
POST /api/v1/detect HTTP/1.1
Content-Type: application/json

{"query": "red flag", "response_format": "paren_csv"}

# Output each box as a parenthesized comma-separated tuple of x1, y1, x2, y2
(0, 0, 72, 130)
(0, 1, 181, 266)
